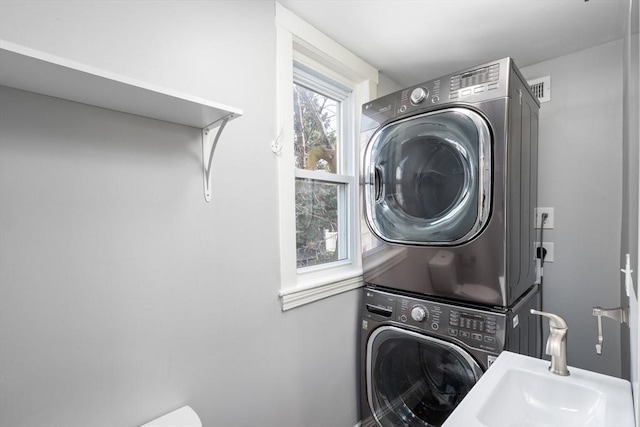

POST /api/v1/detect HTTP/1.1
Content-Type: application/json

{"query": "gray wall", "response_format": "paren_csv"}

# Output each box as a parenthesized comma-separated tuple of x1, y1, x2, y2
(521, 40, 624, 377)
(0, 2, 361, 426)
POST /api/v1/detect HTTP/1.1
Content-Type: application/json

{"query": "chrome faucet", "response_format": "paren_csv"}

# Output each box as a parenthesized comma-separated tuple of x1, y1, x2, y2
(592, 306, 628, 355)
(530, 309, 570, 376)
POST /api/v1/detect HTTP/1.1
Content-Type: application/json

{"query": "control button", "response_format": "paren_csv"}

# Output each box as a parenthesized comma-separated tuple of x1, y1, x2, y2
(411, 305, 428, 322)
(488, 82, 499, 90)
(461, 89, 472, 97)
(400, 314, 407, 322)
(399, 105, 407, 113)
(484, 336, 496, 344)
(474, 86, 485, 93)
(448, 328, 458, 336)
(410, 87, 428, 104)
(460, 331, 471, 338)
(431, 96, 439, 103)
(450, 92, 459, 99)
(471, 333, 482, 341)
(431, 322, 440, 331)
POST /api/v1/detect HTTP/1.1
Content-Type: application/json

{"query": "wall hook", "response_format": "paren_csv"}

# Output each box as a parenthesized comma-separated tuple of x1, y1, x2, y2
(592, 306, 629, 355)
(271, 130, 283, 154)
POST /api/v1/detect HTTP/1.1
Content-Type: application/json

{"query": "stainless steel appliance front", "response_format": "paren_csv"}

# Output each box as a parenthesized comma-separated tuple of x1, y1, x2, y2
(358, 285, 540, 427)
(361, 58, 539, 307)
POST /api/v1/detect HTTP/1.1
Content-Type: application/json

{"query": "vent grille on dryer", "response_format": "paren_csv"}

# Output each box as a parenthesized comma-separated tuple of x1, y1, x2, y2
(528, 76, 551, 103)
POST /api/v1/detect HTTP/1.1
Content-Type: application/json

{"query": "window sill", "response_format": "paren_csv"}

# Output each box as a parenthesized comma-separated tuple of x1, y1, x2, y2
(279, 270, 363, 311)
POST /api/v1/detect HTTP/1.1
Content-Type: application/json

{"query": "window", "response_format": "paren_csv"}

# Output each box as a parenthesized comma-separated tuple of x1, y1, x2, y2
(275, 4, 378, 310)
(293, 67, 351, 269)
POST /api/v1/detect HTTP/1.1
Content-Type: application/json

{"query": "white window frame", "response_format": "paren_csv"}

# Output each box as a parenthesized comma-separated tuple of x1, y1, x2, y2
(275, 3, 378, 310)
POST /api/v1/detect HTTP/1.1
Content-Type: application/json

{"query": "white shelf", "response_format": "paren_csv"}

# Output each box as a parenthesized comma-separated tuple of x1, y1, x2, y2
(0, 40, 242, 202)
(0, 40, 242, 128)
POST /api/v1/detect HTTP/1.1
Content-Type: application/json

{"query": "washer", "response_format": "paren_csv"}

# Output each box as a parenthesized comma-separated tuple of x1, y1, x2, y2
(359, 285, 539, 427)
(361, 58, 539, 307)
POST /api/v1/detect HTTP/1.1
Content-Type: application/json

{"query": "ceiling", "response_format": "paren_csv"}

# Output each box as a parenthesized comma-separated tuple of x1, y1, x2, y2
(278, 0, 635, 87)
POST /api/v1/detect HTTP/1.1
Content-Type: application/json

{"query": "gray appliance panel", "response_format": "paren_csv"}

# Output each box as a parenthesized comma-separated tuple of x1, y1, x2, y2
(358, 285, 540, 427)
(361, 57, 539, 307)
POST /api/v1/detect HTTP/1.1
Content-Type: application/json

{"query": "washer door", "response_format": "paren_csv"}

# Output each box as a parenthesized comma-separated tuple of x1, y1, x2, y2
(367, 326, 483, 427)
(363, 108, 491, 245)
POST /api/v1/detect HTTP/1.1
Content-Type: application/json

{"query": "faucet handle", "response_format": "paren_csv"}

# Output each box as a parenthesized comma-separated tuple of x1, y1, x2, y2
(530, 309, 568, 329)
(530, 309, 570, 376)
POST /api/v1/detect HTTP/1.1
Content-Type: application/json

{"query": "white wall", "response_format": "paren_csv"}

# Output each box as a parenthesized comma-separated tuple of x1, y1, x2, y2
(0, 2, 361, 426)
(377, 72, 403, 96)
(625, 17, 639, 419)
(521, 40, 624, 377)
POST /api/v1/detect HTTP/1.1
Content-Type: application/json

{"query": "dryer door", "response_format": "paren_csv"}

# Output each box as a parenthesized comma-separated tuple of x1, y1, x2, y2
(363, 108, 491, 245)
(367, 326, 483, 427)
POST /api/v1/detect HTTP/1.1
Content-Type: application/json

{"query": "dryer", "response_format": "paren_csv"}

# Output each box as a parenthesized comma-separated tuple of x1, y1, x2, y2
(361, 58, 539, 307)
(359, 285, 539, 427)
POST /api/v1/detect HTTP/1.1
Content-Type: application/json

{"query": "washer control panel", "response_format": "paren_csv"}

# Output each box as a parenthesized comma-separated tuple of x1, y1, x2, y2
(363, 288, 507, 352)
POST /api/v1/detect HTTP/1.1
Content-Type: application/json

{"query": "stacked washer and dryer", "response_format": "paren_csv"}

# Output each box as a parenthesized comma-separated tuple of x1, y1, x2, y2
(359, 58, 541, 427)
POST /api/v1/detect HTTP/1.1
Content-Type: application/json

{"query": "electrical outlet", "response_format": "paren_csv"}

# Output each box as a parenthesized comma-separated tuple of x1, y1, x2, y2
(534, 242, 554, 263)
(535, 207, 554, 229)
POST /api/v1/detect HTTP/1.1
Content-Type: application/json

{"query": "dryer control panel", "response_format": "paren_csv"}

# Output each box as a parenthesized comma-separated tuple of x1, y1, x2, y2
(361, 57, 514, 133)
(363, 288, 507, 353)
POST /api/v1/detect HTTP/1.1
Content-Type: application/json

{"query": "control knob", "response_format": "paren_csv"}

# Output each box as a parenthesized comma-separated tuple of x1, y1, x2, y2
(410, 87, 428, 104)
(411, 305, 429, 322)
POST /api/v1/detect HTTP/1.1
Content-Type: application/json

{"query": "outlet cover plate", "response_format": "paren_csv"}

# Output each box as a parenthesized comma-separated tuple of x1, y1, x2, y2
(534, 242, 554, 263)
(535, 207, 554, 229)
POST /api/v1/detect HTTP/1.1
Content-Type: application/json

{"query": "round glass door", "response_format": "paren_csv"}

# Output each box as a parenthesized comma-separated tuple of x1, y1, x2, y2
(367, 326, 483, 427)
(363, 108, 491, 245)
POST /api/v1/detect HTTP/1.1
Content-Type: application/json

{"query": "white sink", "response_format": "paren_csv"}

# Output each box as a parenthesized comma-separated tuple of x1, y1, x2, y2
(443, 351, 635, 427)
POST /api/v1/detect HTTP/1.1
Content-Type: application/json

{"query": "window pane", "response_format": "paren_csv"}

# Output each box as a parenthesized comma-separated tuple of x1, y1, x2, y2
(295, 178, 346, 268)
(293, 83, 339, 173)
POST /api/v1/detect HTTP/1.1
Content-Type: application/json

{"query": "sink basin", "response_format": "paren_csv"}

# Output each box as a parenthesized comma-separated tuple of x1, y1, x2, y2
(442, 351, 635, 427)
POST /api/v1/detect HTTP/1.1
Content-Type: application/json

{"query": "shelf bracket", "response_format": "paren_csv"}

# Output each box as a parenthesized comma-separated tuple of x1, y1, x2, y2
(202, 115, 233, 202)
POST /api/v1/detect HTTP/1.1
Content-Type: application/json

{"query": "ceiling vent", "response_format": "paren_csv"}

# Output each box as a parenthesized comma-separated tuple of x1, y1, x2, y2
(528, 76, 551, 103)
